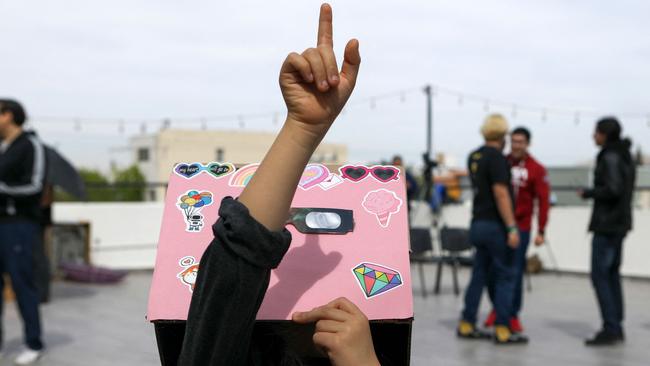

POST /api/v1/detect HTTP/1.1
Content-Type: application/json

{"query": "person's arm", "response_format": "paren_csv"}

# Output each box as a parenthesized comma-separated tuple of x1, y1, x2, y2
(492, 183, 519, 248)
(489, 155, 519, 248)
(0, 136, 45, 197)
(534, 166, 550, 246)
(239, 3, 359, 230)
(582, 153, 623, 201)
(179, 4, 361, 366)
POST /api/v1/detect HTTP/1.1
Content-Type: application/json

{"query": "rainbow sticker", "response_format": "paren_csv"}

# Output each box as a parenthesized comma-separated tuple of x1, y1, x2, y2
(228, 163, 259, 187)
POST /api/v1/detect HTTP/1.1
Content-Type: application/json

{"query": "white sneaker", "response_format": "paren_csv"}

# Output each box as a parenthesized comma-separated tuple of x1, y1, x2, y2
(13, 349, 42, 365)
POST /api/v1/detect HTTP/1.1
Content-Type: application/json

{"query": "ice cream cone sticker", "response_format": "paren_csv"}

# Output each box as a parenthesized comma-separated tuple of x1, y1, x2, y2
(362, 189, 403, 228)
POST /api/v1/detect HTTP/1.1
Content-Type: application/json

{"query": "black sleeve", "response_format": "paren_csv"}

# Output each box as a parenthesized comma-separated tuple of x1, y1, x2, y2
(590, 153, 623, 201)
(488, 153, 509, 186)
(178, 197, 292, 366)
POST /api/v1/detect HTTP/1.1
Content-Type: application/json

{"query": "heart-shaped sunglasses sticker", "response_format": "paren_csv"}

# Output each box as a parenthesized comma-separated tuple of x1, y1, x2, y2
(174, 163, 202, 179)
(370, 167, 400, 182)
(339, 165, 400, 183)
(206, 163, 235, 178)
(340, 166, 370, 182)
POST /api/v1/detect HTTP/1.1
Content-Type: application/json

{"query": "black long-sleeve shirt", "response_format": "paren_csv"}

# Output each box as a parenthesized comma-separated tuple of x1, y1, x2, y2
(178, 197, 292, 366)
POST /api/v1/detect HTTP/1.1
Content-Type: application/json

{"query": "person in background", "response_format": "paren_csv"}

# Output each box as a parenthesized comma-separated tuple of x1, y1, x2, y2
(579, 117, 636, 346)
(0, 99, 46, 364)
(484, 126, 550, 334)
(457, 114, 527, 344)
(392, 155, 418, 211)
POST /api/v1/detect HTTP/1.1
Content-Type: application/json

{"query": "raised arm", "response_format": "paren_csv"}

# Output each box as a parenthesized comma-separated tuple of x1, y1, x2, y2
(239, 3, 360, 231)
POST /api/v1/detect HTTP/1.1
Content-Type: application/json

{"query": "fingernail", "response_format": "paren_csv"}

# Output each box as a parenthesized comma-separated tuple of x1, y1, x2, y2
(320, 80, 329, 89)
(330, 75, 339, 83)
(307, 73, 314, 82)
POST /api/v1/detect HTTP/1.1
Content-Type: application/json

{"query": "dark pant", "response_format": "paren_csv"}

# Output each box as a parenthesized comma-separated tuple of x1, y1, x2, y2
(591, 233, 625, 333)
(0, 221, 44, 350)
(488, 230, 530, 318)
(462, 220, 515, 326)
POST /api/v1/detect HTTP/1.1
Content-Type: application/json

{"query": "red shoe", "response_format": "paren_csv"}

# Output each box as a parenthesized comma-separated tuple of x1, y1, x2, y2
(509, 317, 524, 333)
(484, 310, 496, 328)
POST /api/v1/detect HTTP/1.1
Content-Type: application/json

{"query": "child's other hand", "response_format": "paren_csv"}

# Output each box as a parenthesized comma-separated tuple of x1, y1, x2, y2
(280, 3, 361, 140)
(292, 297, 380, 366)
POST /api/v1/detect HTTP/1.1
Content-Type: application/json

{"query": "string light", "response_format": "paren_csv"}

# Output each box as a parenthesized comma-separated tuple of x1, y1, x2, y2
(457, 95, 464, 107)
(541, 109, 547, 123)
(140, 123, 147, 135)
(511, 105, 518, 119)
(118, 119, 125, 134)
(483, 100, 490, 112)
(370, 97, 376, 110)
(238, 115, 245, 128)
(574, 112, 581, 125)
(74, 118, 81, 132)
(201, 118, 207, 130)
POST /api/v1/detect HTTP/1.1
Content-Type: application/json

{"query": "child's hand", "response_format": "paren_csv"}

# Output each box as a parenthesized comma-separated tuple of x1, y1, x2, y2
(280, 3, 361, 140)
(292, 297, 380, 366)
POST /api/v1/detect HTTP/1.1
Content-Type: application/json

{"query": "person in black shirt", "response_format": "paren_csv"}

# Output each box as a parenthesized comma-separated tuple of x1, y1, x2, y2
(580, 117, 636, 346)
(177, 4, 381, 366)
(457, 114, 527, 344)
(0, 99, 46, 364)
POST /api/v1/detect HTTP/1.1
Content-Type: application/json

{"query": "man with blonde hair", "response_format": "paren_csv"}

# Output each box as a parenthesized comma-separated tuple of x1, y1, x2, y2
(457, 114, 527, 344)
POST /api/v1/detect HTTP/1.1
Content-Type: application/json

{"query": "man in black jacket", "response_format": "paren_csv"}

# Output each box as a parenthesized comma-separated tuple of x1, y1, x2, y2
(580, 117, 636, 346)
(0, 99, 46, 364)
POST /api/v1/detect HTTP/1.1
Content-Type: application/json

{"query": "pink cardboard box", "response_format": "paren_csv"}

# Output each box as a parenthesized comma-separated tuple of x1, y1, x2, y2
(148, 163, 414, 364)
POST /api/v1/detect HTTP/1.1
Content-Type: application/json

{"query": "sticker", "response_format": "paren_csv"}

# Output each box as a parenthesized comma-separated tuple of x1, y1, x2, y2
(352, 262, 403, 298)
(178, 256, 199, 293)
(318, 174, 344, 190)
(173, 162, 236, 180)
(206, 162, 236, 178)
(228, 163, 259, 187)
(178, 190, 214, 232)
(340, 165, 370, 182)
(299, 164, 330, 190)
(370, 166, 400, 183)
(339, 165, 400, 183)
(361, 188, 403, 228)
(174, 163, 203, 179)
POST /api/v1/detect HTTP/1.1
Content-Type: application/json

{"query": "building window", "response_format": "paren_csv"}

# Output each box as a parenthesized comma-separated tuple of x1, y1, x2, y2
(137, 148, 150, 162)
(216, 148, 225, 162)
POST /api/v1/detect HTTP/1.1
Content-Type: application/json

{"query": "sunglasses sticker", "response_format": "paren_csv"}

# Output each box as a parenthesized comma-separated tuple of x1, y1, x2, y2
(173, 162, 236, 180)
(339, 165, 400, 183)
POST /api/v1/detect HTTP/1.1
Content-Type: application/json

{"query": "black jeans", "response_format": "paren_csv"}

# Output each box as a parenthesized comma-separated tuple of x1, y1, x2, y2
(0, 221, 44, 351)
(591, 233, 625, 333)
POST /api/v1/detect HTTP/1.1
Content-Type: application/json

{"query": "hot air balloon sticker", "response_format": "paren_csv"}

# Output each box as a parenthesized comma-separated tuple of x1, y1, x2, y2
(178, 190, 213, 232)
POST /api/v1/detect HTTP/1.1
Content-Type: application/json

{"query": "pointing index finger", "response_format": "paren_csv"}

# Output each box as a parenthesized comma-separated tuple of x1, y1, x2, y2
(317, 3, 333, 47)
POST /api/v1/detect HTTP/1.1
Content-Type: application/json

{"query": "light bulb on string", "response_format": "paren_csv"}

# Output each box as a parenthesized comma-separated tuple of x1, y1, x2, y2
(574, 112, 581, 125)
(400, 92, 406, 103)
(201, 118, 207, 130)
(74, 118, 81, 132)
(118, 119, 125, 135)
(140, 123, 147, 135)
(370, 97, 376, 110)
(161, 118, 171, 130)
(511, 105, 518, 119)
(457, 95, 464, 107)
(483, 100, 490, 112)
(238, 115, 245, 129)
(541, 109, 547, 123)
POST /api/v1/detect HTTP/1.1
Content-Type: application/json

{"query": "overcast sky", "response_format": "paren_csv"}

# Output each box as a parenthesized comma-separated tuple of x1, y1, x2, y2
(3, 0, 650, 172)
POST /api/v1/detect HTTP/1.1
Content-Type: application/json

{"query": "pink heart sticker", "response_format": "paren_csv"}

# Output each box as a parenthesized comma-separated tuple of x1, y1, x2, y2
(299, 164, 329, 190)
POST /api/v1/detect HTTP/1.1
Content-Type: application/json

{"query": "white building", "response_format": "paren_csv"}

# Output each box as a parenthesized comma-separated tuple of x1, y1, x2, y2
(130, 128, 348, 201)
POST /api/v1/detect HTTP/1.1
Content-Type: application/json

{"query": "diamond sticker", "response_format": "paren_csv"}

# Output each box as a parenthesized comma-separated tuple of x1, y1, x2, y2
(352, 262, 403, 298)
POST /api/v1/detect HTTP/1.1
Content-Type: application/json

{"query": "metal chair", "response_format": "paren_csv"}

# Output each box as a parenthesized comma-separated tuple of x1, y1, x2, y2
(409, 228, 436, 298)
(434, 226, 472, 296)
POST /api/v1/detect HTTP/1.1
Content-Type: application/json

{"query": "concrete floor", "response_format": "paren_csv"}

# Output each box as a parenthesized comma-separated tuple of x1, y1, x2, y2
(1, 268, 649, 365)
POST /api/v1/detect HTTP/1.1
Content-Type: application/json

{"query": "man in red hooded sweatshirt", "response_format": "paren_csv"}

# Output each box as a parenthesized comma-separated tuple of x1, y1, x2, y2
(485, 126, 550, 334)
